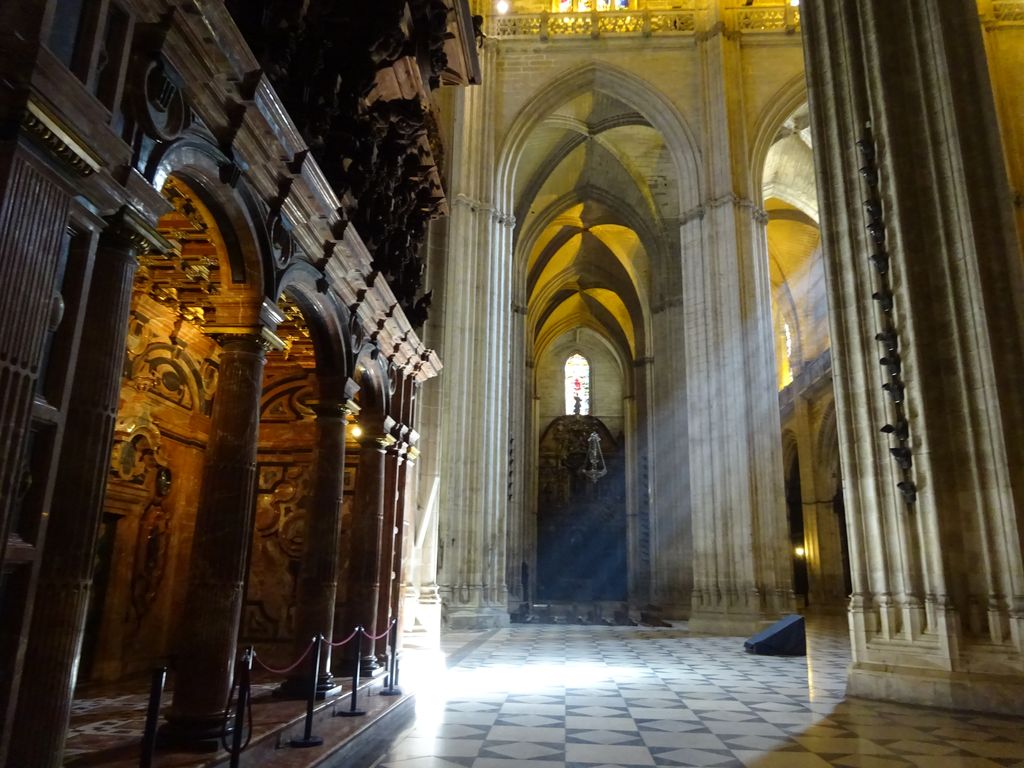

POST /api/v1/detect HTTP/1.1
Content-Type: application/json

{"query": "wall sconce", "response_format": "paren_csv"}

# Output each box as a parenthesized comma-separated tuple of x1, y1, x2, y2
(872, 290, 893, 313)
(794, 546, 806, 558)
(882, 381, 905, 404)
(897, 480, 918, 504)
(874, 330, 897, 352)
(351, 424, 363, 438)
(879, 354, 901, 377)
(889, 447, 913, 470)
(880, 420, 909, 441)
(496, 0, 510, 13)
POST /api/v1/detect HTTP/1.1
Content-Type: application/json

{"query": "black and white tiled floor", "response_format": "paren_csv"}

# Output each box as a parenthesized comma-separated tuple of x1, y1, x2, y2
(383, 621, 1024, 768)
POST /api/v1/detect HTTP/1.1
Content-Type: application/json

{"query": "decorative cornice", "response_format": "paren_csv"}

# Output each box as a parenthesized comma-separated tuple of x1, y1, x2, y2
(21, 99, 102, 177)
(695, 21, 738, 43)
(104, 206, 172, 254)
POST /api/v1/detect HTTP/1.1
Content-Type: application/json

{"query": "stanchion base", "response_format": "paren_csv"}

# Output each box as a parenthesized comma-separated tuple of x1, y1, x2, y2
(380, 687, 403, 697)
(289, 736, 325, 748)
(337, 709, 366, 717)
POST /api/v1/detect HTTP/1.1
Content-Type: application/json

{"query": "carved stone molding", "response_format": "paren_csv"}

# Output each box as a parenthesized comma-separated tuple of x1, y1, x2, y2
(19, 100, 102, 177)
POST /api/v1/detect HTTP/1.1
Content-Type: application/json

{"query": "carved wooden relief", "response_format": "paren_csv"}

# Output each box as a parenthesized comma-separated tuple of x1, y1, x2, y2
(244, 461, 312, 643)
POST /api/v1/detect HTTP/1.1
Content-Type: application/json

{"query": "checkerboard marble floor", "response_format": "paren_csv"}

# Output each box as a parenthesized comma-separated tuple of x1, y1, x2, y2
(383, 619, 1024, 768)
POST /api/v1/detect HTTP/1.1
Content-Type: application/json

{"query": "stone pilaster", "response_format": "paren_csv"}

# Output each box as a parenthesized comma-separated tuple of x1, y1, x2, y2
(803, 0, 1024, 713)
(281, 399, 352, 698)
(9, 210, 157, 767)
(436, 40, 511, 629)
(163, 332, 268, 744)
(686, 19, 793, 634)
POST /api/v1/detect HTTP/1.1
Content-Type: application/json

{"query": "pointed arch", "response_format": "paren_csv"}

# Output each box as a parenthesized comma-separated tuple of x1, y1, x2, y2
(497, 61, 702, 234)
(749, 72, 810, 203)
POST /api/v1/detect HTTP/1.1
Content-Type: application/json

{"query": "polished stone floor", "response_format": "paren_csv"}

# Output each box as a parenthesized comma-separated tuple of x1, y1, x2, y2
(380, 619, 1024, 768)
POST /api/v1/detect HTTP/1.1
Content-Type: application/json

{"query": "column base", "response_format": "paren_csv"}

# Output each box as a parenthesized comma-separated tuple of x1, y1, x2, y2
(158, 711, 230, 752)
(688, 610, 784, 637)
(444, 605, 510, 630)
(334, 655, 387, 679)
(276, 674, 345, 701)
(848, 663, 1024, 716)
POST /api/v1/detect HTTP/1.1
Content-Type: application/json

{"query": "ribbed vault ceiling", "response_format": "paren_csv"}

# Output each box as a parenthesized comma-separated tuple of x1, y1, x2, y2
(516, 91, 675, 366)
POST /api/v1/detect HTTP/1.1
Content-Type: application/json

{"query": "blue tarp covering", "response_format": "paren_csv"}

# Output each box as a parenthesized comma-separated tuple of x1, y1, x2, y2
(743, 614, 806, 656)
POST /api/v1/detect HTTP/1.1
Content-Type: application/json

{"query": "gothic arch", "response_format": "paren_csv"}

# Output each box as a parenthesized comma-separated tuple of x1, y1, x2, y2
(749, 72, 810, 202)
(497, 61, 703, 226)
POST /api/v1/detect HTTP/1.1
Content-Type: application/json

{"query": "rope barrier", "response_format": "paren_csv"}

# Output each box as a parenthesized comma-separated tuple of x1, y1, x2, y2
(222, 648, 254, 765)
(252, 638, 317, 675)
(363, 624, 393, 642)
(326, 628, 359, 648)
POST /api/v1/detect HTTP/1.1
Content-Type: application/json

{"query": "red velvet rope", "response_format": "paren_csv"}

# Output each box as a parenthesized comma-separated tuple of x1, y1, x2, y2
(326, 628, 360, 648)
(364, 619, 397, 642)
(251, 638, 317, 675)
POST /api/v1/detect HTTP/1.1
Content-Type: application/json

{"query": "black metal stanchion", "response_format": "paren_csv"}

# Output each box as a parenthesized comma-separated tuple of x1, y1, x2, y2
(139, 666, 166, 768)
(229, 648, 253, 768)
(290, 637, 325, 748)
(381, 619, 401, 697)
(337, 627, 366, 717)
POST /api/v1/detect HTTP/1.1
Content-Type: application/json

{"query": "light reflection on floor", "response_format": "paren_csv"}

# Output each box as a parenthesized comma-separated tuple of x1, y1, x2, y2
(382, 619, 1024, 768)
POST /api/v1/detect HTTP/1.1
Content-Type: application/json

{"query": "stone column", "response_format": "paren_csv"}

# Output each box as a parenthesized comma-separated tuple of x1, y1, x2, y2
(9, 210, 155, 768)
(163, 333, 267, 744)
(802, 0, 1024, 713)
(685, 17, 792, 635)
(436, 39, 512, 628)
(374, 443, 403, 660)
(281, 400, 351, 698)
(336, 432, 388, 676)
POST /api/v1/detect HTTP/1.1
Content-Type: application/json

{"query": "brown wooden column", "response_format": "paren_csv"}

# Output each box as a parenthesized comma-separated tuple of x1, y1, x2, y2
(374, 443, 404, 660)
(8, 211, 155, 768)
(390, 444, 416, 649)
(336, 432, 389, 677)
(162, 332, 267, 746)
(281, 398, 353, 698)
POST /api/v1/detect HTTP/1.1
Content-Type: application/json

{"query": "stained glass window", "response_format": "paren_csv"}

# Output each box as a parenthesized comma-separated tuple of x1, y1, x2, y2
(565, 354, 591, 416)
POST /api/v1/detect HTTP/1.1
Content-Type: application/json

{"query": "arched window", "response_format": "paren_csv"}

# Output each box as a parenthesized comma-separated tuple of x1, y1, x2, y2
(564, 354, 591, 415)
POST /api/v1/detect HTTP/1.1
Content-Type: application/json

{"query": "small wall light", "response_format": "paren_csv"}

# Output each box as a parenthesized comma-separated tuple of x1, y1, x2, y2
(351, 425, 363, 438)
(794, 546, 806, 558)
(496, 0, 510, 13)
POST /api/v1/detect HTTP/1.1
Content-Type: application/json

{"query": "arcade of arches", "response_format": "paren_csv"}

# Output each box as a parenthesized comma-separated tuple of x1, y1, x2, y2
(0, 0, 1023, 764)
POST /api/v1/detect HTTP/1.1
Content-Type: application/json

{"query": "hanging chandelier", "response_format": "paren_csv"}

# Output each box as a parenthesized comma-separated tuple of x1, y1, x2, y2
(580, 431, 607, 483)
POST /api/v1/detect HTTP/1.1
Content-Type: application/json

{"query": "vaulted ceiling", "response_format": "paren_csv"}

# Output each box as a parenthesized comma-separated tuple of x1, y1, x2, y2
(515, 91, 676, 366)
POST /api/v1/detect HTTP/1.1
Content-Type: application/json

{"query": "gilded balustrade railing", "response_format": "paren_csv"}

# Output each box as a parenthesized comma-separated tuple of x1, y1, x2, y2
(488, 4, 805, 39)
(990, 0, 1024, 22)
(488, 9, 697, 38)
(724, 4, 799, 32)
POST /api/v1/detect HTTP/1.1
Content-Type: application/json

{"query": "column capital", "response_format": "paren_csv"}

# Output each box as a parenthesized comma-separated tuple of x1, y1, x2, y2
(102, 205, 171, 254)
(207, 327, 284, 353)
(307, 399, 359, 419)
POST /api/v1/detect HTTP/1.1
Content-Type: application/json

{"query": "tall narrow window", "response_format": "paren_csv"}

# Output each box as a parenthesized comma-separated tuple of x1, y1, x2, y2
(564, 354, 591, 415)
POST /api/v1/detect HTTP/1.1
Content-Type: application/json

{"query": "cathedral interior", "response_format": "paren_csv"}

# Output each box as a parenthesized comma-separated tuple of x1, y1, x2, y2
(0, 0, 1023, 766)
